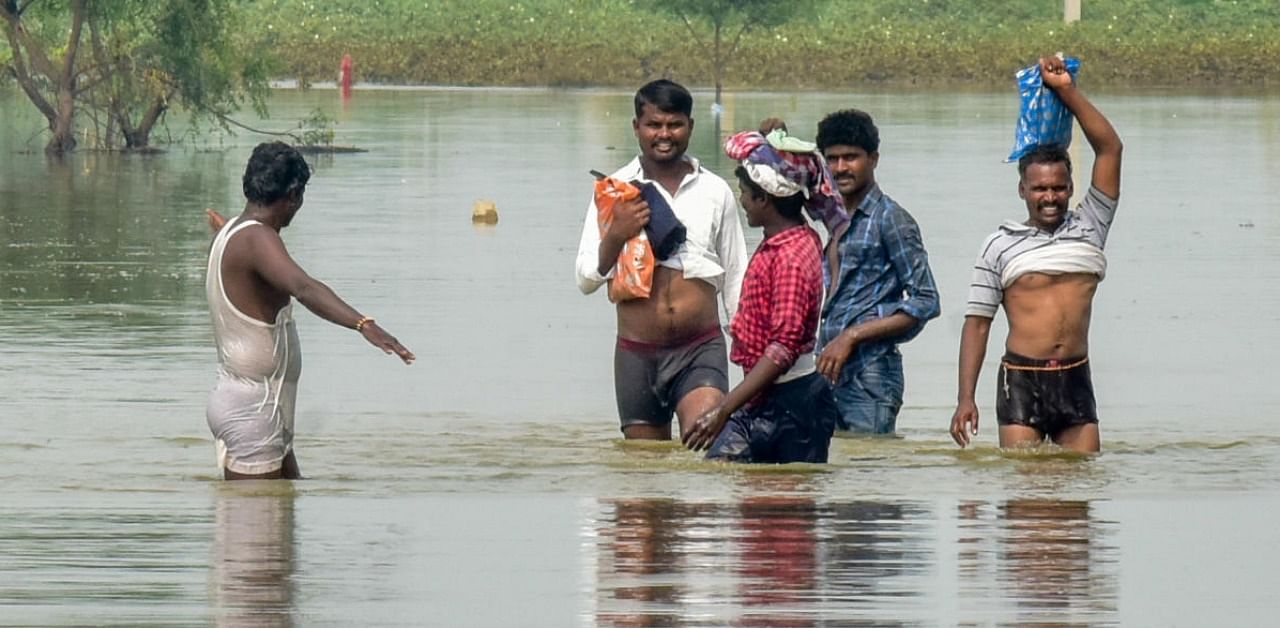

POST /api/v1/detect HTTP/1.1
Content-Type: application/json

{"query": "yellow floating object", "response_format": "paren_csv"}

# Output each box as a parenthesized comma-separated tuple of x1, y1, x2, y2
(471, 199, 498, 224)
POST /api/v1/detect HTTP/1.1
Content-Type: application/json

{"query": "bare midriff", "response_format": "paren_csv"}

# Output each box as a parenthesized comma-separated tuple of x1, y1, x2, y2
(616, 266, 720, 345)
(1002, 272, 1099, 359)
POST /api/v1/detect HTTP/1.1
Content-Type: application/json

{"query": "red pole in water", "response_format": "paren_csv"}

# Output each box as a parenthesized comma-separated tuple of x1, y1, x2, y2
(340, 54, 354, 98)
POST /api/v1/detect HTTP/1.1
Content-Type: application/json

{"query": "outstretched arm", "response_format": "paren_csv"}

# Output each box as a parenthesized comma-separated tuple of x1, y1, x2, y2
(1039, 56, 1123, 199)
(950, 315, 992, 448)
(206, 208, 228, 232)
(245, 227, 415, 364)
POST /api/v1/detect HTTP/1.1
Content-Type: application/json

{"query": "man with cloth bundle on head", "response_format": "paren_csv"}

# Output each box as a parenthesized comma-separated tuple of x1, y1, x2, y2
(681, 128, 845, 463)
(950, 55, 1123, 453)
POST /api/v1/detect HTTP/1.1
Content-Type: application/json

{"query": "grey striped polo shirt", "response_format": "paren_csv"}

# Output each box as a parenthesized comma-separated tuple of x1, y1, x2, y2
(966, 186, 1119, 318)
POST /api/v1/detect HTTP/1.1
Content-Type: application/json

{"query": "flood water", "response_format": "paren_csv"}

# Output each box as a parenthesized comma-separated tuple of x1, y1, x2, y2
(1, 85, 1279, 626)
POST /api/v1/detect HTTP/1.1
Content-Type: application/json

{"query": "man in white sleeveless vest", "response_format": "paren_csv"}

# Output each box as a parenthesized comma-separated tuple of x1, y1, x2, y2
(950, 56, 1123, 453)
(206, 142, 414, 480)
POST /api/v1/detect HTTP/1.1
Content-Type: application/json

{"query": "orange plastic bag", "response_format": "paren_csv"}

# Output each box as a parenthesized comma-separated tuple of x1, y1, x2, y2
(594, 176, 654, 302)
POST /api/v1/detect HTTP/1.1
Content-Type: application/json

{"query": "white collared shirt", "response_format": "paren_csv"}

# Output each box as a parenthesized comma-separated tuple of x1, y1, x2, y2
(575, 155, 747, 323)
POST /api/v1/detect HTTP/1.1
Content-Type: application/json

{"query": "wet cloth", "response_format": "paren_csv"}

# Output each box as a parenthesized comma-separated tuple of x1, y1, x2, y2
(633, 181, 687, 261)
(1008, 56, 1082, 162)
(614, 328, 728, 430)
(205, 218, 302, 475)
(705, 372, 837, 464)
(996, 352, 1097, 435)
(966, 186, 1117, 318)
(723, 129, 849, 237)
(576, 155, 747, 323)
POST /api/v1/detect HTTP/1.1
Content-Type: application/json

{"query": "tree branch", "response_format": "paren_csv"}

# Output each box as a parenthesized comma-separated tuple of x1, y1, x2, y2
(61, 0, 87, 87)
(3, 32, 57, 122)
(726, 15, 759, 59)
(215, 113, 303, 143)
(677, 11, 708, 51)
(17, 0, 44, 17)
(0, 1, 57, 79)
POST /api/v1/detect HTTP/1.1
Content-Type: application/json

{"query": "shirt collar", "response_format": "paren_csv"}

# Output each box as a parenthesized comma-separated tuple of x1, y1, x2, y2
(852, 183, 884, 217)
(999, 212, 1073, 236)
(623, 154, 701, 184)
(760, 224, 814, 249)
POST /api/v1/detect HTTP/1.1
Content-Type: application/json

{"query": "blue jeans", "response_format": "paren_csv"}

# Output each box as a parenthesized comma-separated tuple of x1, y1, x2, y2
(832, 351, 903, 434)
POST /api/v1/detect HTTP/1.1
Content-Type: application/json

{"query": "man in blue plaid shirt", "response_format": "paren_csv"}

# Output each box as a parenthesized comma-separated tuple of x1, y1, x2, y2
(813, 110, 941, 434)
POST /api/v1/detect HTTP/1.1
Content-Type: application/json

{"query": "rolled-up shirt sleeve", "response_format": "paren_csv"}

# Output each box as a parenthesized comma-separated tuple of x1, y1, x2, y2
(575, 198, 613, 295)
(881, 207, 941, 340)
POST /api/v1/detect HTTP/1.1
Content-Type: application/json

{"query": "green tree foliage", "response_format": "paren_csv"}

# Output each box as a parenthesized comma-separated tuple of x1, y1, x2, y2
(80, 0, 272, 150)
(237, 0, 1278, 90)
(643, 0, 814, 106)
(1, 0, 272, 154)
(1, 0, 89, 155)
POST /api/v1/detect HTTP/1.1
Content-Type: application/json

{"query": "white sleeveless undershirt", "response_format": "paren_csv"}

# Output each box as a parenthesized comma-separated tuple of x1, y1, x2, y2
(205, 218, 301, 474)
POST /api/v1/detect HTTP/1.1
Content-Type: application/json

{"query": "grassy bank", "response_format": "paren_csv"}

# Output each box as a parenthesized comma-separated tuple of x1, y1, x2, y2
(247, 0, 1280, 89)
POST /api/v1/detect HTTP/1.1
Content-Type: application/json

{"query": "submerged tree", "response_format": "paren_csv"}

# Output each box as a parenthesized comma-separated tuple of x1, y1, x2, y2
(1, 0, 271, 155)
(1, 0, 89, 155)
(644, 0, 812, 107)
(80, 0, 271, 151)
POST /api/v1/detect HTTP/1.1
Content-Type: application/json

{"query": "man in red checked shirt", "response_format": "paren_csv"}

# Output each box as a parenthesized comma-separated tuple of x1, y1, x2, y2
(682, 131, 839, 463)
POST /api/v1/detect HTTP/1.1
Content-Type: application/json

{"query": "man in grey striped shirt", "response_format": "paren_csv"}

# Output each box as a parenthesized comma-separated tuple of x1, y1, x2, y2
(950, 56, 1123, 453)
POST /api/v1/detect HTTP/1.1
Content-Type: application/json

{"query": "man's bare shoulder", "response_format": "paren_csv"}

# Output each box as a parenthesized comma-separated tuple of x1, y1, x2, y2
(223, 221, 286, 264)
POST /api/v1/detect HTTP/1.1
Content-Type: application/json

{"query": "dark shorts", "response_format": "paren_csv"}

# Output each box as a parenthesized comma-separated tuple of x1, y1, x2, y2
(614, 328, 728, 430)
(996, 352, 1098, 436)
(705, 372, 837, 464)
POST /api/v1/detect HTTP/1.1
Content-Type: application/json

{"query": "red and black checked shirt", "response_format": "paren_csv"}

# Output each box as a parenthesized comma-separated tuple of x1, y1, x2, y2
(729, 225, 824, 374)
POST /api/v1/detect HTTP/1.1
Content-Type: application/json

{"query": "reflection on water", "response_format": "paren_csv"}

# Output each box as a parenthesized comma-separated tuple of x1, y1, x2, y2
(824, 499, 930, 621)
(597, 498, 704, 626)
(734, 493, 819, 628)
(595, 485, 932, 626)
(1000, 499, 1116, 622)
(958, 498, 1117, 625)
(212, 486, 297, 627)
(595, 493, 1116, 626)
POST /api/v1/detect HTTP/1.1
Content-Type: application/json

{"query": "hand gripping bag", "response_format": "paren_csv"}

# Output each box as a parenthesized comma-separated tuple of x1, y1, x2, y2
(632, 181, 686, 261)
(1007, 56, 1081, 162)
(594, 176, 655, 302)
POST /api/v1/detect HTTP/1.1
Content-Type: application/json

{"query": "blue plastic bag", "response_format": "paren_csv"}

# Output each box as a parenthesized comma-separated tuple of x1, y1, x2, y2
(1007, 57, 1081, 162)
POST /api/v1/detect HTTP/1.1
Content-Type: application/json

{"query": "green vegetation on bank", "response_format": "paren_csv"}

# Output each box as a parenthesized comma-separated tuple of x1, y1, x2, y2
(2, 0, 1272, 153)
(247, 0, 1280, 88)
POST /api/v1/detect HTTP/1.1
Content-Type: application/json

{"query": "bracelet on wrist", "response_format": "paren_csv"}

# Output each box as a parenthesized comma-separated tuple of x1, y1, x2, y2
(355, 316, 374, 332)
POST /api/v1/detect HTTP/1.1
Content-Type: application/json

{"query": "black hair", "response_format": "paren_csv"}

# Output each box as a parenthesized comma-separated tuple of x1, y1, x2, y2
(634, 79, 693, 118)
(1017, 143, 1073, 179)
(816, 109, 880, 154)
(734, 165, 805, 222)
(242, 141, 311, 205)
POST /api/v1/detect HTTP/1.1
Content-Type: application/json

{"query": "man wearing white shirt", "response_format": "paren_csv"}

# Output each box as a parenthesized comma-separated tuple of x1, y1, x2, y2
(575, 79, 748, 441)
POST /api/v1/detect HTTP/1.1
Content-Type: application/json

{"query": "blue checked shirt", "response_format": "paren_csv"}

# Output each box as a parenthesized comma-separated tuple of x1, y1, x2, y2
(818, 184, 941, 375)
